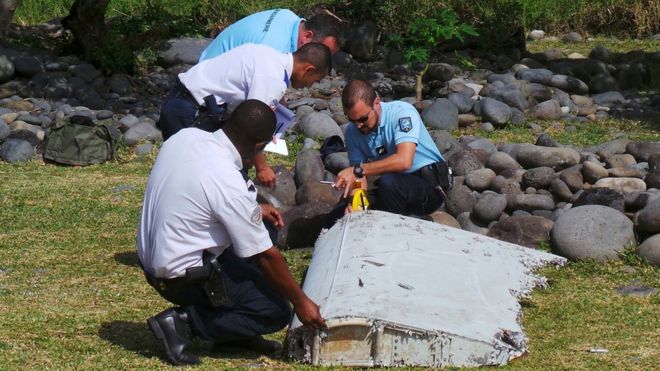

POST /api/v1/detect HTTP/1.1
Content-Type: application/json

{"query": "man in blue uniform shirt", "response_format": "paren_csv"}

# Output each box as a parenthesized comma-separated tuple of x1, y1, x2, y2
(333, 79, 451, 217)
(200, 9, 341, 61)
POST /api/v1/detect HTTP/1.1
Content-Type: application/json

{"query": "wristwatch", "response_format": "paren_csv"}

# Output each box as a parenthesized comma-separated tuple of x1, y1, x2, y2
(353, 164, 364, 178)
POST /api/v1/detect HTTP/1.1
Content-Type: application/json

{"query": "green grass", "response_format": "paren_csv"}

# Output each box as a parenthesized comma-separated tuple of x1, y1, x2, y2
(527, 36, 660, 56)
(456, 118, 660, 147)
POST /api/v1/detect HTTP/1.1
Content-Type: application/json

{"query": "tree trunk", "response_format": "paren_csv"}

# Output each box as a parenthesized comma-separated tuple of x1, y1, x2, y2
(415, 64, 429, 103)
(62, 0, 110, 60)
(0, 0, 20, 39)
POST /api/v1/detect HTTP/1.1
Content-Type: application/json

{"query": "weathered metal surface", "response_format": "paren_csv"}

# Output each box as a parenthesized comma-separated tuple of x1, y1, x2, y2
(287, 210, 566, 367)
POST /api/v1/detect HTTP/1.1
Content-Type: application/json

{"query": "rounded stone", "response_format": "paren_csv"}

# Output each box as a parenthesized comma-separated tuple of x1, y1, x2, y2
(1, 138, 35, 162)
(582, 161, 609, 184)
(487, 215, 554, 249)
(0, 119, 9, 141)
(479, 97, 512, 126)
(522, 167, 556, 189)
(444, 185, 477, 217)
(573, 188, 625, 212)
(421, 98, 459, 130)
(448, 93, 474, 113)
(636, 206, 660, 233)
(464, 168, 496, 191)
(513, 194, 555, 211)
(562, 32, 583, 43)
(593, 177, 647, 194)
(456, 212, 489, 235)
(530, 100, 563, 120)
(549, 178, 573, 202)
(516, 144, 580, 170)
(0, 55, 15, 83)
(295, 181, 342, 206)
(297, 112, 343, 141)
(487, 151, 521, 174)
(473, 192, 508, 223)
(294, 149, 325, 187)
(429, 211, 461, 228)
(123, 121, 162, 146)
(447, 149, 484, 176)
(13, 56, 43, 77)
(551, 205, 635, 262)
(323, 152, 350, 174)
(638, 234, 660, 267)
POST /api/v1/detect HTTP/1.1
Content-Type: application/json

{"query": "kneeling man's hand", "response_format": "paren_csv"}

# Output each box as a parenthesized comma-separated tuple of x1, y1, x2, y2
(294, 297, 327, 329)
(260, 204, 284, 228)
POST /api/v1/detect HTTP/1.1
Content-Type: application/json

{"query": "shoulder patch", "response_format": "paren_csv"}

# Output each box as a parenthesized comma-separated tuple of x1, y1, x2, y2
(399, 117, 413, 132)
(251, 206, 262, 224)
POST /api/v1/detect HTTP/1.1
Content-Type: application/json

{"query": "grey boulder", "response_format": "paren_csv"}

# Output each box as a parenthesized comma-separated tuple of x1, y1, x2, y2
(1, 138, 35, 163)
(551, 205, 635, 261)
(638, 234, 660, 267)
(123, 121, 162, 146)
(297, 112, 343, 141)
(421, 98, 459, 130)
(487, 215, 554, 249)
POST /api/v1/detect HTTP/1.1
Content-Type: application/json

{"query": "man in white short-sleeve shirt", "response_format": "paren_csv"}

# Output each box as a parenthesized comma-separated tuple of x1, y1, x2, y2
(139, 100, 326, 365)
(156, 42, 332, 188)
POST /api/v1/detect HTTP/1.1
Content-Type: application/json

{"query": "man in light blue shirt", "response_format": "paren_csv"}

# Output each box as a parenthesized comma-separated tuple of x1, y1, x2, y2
(333, 80, 451, 217)
(200, 9, 340, 61)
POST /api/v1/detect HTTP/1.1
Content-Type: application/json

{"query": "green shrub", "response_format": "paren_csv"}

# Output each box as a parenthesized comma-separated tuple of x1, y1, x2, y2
(385, 8, 478, 64)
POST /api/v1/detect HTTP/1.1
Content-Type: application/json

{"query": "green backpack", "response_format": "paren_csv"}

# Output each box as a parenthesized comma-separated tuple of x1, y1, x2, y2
(44, 115, 121, 166)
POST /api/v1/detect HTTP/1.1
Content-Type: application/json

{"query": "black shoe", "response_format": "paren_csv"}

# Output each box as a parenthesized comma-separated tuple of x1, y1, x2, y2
(147, 307, 200, 366)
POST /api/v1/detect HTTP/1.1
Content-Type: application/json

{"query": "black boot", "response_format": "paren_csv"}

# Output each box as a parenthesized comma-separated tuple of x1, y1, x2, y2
(147, 307, 200, 365)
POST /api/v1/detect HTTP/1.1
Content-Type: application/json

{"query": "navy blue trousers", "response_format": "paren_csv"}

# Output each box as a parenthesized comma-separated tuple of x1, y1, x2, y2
(374, 173, 444, 215)
(325, 172, 444, 227)
(147, 224, 290, 343)
(156, 86, 199, 141)
(150, 249, 291, 343)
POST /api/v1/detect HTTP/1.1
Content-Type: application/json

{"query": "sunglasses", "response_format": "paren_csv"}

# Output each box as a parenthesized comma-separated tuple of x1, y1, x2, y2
(352, 109, 372, 124)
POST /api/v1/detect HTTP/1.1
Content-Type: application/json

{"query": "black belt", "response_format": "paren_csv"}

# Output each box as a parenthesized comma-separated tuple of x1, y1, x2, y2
(173, 79, 201, 109)
(413, 161, 453, 193)
(142, 251, 222, 292)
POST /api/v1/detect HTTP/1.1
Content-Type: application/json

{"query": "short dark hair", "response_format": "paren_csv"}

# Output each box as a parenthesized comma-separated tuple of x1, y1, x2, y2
(342, 80, 377, 110)
(228, 99, 275, 142)
(293, 42, 332, 76)
(305, 14, 342, 47)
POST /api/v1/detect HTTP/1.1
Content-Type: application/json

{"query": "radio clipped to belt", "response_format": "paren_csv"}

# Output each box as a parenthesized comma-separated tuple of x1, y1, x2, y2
(184, 253, 233, 308)
(417, 161, 453, 196)
(194, 95, 227, 133)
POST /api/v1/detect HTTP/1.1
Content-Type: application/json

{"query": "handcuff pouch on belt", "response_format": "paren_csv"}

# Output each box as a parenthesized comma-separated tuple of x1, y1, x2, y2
(184, 254, 233, 308)
(193, 95, 227, 133)
(417, 161, 453, 195)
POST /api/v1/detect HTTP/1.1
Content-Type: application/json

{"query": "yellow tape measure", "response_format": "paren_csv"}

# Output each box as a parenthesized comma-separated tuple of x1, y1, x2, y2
(351, 189, 370, 211)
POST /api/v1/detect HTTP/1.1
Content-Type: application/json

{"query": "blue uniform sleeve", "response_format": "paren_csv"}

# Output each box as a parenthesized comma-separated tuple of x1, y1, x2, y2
(392, 105, 422, 146)
(345, 125, 367, 166)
